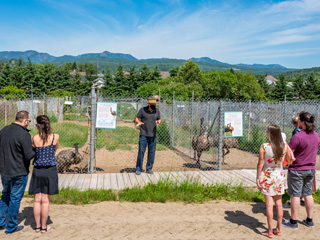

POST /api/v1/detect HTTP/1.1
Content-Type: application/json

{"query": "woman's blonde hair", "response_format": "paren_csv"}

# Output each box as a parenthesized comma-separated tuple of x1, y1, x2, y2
(267, 124, 285, 160)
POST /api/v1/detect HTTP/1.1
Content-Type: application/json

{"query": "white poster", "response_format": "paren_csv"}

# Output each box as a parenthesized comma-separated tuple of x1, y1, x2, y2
(96, 102, 117, 129)
(224, 111, 243, 137)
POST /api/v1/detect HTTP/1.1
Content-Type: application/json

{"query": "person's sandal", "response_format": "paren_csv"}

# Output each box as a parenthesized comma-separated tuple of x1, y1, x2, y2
(272, 228, 281, 236)
(35, 227, 41, 233)
(41, 225, 51, 234)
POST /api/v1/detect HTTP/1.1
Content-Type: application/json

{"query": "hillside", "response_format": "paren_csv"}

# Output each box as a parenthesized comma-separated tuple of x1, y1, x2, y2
(283, 66, 320, 78)
(0, 50, 297, 75)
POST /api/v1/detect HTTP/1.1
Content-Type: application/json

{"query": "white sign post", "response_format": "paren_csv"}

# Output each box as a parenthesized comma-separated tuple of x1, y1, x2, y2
(96, 102, 117, 129)
(224, 111, 243, 137)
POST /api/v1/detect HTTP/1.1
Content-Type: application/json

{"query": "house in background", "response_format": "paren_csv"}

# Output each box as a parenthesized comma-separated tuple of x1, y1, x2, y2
(265, 75, 278, 86)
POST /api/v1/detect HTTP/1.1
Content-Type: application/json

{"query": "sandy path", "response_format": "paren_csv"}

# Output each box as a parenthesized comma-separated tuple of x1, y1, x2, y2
(2, 199, 319, 239)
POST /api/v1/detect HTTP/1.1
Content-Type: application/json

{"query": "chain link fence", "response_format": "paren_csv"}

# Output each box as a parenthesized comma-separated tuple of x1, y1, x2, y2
(1, 93, 320, 174)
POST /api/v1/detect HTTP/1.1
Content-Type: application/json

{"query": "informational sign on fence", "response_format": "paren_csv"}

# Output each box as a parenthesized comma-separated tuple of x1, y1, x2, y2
(224, 111, 243, 137)
(96, 102, 117, 129)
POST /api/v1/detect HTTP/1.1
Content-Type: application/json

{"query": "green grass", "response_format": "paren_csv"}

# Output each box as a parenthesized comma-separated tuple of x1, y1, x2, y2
(96, 126, 167, 151)
(9, 179, 320, 205)
(118, 179, 265, 203)
(30, 122, 88, 148)
(63, 114, 89, 122)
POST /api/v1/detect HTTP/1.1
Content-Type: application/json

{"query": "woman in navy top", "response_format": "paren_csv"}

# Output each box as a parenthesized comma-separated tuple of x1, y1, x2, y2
(29, 115, 60, 233)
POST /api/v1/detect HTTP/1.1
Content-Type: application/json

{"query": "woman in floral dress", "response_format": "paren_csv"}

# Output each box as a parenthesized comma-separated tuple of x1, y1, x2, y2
(257, 125, 293, 238)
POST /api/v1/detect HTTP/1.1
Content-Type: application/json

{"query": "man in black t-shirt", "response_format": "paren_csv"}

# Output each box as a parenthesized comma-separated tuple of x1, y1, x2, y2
(135, 96, 161, 175)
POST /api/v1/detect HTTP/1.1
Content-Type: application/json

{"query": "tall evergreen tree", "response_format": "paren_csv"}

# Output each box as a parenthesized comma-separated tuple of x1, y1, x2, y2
(272, 75, 293, 101)
(304, 73, 319, 99)
(292, 75, 305, 100)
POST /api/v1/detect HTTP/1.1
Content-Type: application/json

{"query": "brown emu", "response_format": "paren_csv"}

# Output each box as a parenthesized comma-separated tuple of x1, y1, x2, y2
(56, 143, 83, 173)
(210, 135, 238, 164)
(192, 118, 211, 167)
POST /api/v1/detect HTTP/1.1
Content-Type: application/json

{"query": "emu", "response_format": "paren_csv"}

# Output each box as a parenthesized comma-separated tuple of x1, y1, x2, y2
(56, 143, 83, 173)
(192, 117, 211, 167)
(210, 134, 238, 164)
(110, 107, 116, 120)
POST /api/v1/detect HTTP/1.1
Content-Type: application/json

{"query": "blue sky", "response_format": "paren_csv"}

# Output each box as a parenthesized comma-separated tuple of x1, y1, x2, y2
(0, 0, 319, 69)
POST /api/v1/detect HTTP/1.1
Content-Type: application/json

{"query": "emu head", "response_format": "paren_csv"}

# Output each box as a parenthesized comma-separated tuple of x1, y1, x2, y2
(73, 143, 79, 153)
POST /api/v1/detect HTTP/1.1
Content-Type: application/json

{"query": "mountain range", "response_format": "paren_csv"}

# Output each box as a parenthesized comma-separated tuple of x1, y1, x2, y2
(0, 50, 296, 75)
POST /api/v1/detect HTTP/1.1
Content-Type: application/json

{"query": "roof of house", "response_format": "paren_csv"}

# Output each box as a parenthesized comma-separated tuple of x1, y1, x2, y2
(69, 70, 86, 76)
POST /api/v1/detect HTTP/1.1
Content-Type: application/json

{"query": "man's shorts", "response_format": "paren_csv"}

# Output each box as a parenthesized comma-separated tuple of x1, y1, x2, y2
(287, 169, 315, 197)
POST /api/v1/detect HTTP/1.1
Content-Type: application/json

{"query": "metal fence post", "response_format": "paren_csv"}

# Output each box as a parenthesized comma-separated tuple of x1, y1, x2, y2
(158, 88, 161, 112)
(248, 100, 251, 141)
(172, 91, 175, 146)
(190, 90, 194, 158)
(90, 86, 97, 173)
(218, 100, 224, 170)
(283, 95, 286, 131)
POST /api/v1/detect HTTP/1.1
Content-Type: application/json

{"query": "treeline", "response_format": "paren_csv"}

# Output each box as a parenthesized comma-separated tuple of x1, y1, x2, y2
(0, 59, 319, 101)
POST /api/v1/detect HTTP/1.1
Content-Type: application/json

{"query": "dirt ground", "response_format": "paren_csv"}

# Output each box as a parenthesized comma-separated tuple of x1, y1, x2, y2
(2, 199, 319, 240)
(57, 120, 320, 173)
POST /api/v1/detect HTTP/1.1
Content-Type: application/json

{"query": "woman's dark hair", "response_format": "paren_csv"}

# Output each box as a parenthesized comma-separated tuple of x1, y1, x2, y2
(267, 124, 285, 160)
(299, 111, 316, 132)
(36, 115, 52, 145)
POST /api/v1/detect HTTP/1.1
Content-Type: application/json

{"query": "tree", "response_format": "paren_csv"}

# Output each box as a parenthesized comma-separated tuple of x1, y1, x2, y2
(292, 75, 305, 100)
(272, 75, 293, 101)
(126, 66, 138, 94)
(177, 61, 201, 84)
(304, 73, 319, 99)
(169, 66, 180, 77)
(256, 74, 272, 99)
(102, 66, 114, 94)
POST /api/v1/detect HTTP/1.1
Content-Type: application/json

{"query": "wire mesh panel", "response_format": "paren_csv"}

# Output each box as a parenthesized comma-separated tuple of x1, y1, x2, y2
(1, 94, 319, 173)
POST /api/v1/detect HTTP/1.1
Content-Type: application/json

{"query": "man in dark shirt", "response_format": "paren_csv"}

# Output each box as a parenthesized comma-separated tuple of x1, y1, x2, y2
(291, 115, 300, 136)
(0, 111, 35, 234)
(135, 96, 161, 175)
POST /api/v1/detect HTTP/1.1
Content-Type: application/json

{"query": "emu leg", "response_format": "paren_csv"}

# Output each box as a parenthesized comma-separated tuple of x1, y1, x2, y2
(194, 150, 197, 161)
(196, 151, 202, 168)
(222, 147, 230, 165)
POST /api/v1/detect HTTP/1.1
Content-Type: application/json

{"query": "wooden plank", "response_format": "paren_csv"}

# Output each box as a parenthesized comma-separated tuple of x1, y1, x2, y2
(220, 170, 240, 185)
(109, 173, 118, 190)
(175, 171, 188, 183)
(103, 173, 111, 189)
(135, 174, 145, 187)
(96, 174, 104, 190)
(74, 174, 85, 190)
(140, 172, 151, 186)
(145, 171, 159, 183)
(122, 173, 132, 189)
(67, 174, 80, 189)
(58, 174, 67, 189)
(89, 174, 98, 190)
(182, 171, 199, 182)
(117, 173, 125, 190)
(157, 172, 169, 181)
(198, 171, 217, 185)
(81, 174, 92, 191)
(60, 174, 74, 189)
(231, 170, 256, 187)
(25, 174, 32, 191)
(152, 172, 162, 183)
(128, 173, 139, 187)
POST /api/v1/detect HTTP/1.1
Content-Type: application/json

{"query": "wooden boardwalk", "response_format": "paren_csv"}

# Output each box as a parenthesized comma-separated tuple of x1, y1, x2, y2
(1, 170, 320, 191)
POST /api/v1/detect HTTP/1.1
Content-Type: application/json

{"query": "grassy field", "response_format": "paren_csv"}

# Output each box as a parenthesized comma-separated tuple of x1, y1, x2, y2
(30, 122, 88, 148)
